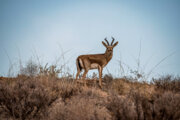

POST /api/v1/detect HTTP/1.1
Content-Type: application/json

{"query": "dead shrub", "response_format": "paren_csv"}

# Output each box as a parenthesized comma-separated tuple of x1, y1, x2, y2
(152, 75, 180, 92)
(128, 90, 180, 120)
(103, 74, 113, 84)
(107, 88, 180, 120)
(57, 81, 81, 102)
(49, 94, 111, 120)
(110, 78, 154, 98)
(110, 78, 130, 95)
(153, 92, 180, 120)
(0, 74, 179, 120)
(19, 59, 39, 77)
(107, 94, 137, 120)
(128, 90, 154, 120)
(0, 77, 56, 120)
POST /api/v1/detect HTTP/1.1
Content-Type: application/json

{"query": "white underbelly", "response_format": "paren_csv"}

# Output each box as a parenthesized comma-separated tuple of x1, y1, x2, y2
(90, 63, 99, 69)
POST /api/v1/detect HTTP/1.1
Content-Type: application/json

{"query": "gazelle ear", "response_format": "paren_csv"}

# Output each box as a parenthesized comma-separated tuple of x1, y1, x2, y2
(102, 41, 107, 48)
(113, 41, 118, 48)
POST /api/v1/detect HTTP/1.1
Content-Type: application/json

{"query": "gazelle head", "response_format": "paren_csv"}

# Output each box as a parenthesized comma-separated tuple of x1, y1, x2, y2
(102, 37, 118, 54)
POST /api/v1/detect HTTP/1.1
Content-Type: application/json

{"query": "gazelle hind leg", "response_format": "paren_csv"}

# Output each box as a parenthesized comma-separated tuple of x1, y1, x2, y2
(82, 70, 88, 87)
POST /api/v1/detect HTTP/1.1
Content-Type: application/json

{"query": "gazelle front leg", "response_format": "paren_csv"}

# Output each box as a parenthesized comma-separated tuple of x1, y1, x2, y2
(75, 70, 81, 84)
(82, 69, 88, 87)
(98, 66, 103, 88)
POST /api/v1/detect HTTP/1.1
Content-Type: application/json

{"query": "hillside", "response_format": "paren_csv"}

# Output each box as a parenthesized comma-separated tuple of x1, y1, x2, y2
(0, 75, 180, 120)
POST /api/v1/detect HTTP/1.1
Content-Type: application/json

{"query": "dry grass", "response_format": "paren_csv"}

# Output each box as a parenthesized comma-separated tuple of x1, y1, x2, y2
(0, 75, 180, 120)
(152, 75, 180, 93)
(109, 78, 155, 99)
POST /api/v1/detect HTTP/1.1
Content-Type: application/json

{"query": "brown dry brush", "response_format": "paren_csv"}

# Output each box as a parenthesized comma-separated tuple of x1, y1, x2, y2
(152, 75, 180, 93)
(0, 76, 59, 120)
(49, 88, 111, 120)
(106, 75, 180, 120)
(106, 94, 137, 120)
(0, 75, 180, 120)
(107, 91, 180, 120)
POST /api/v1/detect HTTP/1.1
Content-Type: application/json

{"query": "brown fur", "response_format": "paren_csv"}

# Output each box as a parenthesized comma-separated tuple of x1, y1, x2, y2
(75, 37, 118, 88)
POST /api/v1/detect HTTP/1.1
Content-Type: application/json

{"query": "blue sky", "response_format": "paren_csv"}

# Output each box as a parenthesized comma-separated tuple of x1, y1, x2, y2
(0, 0, 180, 78)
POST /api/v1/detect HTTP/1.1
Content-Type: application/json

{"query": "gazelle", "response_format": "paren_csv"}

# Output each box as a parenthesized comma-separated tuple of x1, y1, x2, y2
(75, 37, 118, 88)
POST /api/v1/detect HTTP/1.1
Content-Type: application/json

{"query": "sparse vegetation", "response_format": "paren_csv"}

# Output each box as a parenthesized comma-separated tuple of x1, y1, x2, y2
(152, 75, 180, 93)
(0, 74, 179, 120)
(0, 57, 179, 120)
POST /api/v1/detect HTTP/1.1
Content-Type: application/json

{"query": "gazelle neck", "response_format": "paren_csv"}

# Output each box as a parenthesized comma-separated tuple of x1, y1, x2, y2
(105, 50, 113, 62)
